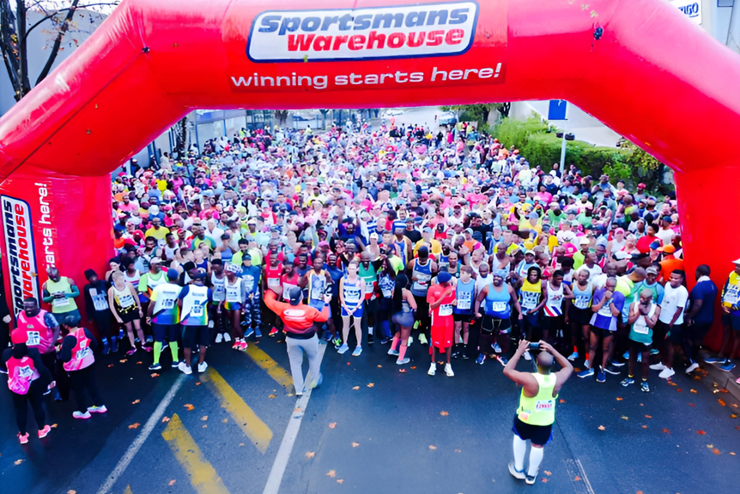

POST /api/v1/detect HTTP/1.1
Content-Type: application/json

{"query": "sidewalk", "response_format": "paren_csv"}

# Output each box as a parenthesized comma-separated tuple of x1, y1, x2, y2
(698, 349, 740, 402)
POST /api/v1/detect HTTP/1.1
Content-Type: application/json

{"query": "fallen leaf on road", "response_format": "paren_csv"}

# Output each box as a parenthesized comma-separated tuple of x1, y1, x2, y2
(662, 428, 670, 434)
(305, 451, 315, 459)
(559, 399, 565, 403)
(544, 470, 552, 476)
(541, 478, 548, 483)
(377, 365, 382, 368)
(732, 404, 738, 408)
(168, 480, 176, 486)
(676, 389, 682, 392)
(410, 366, 417, 369)
(128, 423, 140, 429)
(399, 369, 407, 373)
(367, 383, 375, 388)
(616, 397, 623, 401)
(132, 399, 140, 405)
(621, 416, 629, 421)
(691, 389, 698, 394)
(352, 386, 360, 390)
(642, 425, 648, 429)
(707, 444, 714, 448)
(719, 399, 727, 407)
(136, 361, 142, 365)
(637, 491, 644, 494)
(574, 476, 582, 481)
(268, 394, 276, 399)
(713, 448, 721, 455)
(598, 425, 606, 431)
(222, 419, 228, 423)
(718, 388, 729, 393)
(108, 364, 114, 368)
(51, 424, 58, 428)
(440, 411, 449, 416)
(239, 443, 245, 447)
(327, 470, 336, 478)
(337, 479, 344, 484)
(294, 408, 302, 413)
(352, 442, 360, 448)
(688, 403, 696, 407)
(429, 445, 437, 450)
(195, 382, 200, 386)
(151, 373, 160, 378)
(184, 404, 194, 411)
(329, 422, 337, 429)
(668, 381, 677, 387)
(119, 359, 127, 363)
(14, 459, 24, 465)
(697, 430, 706, 435)
(68, 491, 76, 494)
(645, 415, 652, 419)
(162, 416, 170, 423)
(455, 449, 461, 453)
(346, 362, 351, 366)
(731, 414, 738, 419)
(201, 416, 208, 421)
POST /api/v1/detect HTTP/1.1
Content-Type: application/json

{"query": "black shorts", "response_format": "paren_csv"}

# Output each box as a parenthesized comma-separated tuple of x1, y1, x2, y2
(153, 323, 180, 343)
(481, 316, 511, 334)
(590, 326, 616, 339)
(568, 306, 592, 326)
(667, 323, 684, 344)
(364, 298, 379, 314)
(541, 315, 564, 333)
(653, 320, 669, 346)
(721, 313, 740, 331)
(453, 313, 473, 323)
(513, 416, 553, 446)
(629, 339, 652, 354)
(182, 325, 209, 349)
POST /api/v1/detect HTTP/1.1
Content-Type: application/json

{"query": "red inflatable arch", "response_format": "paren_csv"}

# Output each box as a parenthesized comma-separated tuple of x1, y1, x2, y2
(1, 0, 739, 347)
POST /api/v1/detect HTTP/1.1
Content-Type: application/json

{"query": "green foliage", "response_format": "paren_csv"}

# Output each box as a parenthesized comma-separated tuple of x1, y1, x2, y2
(440, 104, 508, 126)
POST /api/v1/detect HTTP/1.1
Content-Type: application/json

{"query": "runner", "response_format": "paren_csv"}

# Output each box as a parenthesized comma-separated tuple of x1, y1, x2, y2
(452, 265, 476, 359)
(427, 271, 456, 377)
(108, 272, 150, 356)
(83, 269, 116, 354)
(58, 317, 107, 419)
(622, 289, 660, 392)
(474, 269, 523, 366)
(706, 258, 740, 372)
(577, 277, 624, 383)
(221, 263, 248, 351)
(387, 274, 418, 365)
(649, 270, 688, 379)
(408, 246, 437, 345)
(42, 267, 81, 326)
(209, 259, 229, 343)
(146, 269, 182, 370)
(338, 261, 366, 356)
(683, 265, 717, 374)
(177, 271, 213, 375)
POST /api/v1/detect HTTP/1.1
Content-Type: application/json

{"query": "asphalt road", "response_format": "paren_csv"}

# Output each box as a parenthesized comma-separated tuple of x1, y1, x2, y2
(1, 331, 738, 494)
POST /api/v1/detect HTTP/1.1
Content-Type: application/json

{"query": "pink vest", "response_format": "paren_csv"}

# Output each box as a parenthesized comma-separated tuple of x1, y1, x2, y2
(17, 310, 54, 354)
(7, 356, 40, 395)
(63, 328, 95, 372)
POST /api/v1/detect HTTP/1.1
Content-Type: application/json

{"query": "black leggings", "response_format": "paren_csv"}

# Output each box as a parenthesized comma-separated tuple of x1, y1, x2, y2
(12, 380, 47, 434)
(69, 364, 104, 412)
(93, 312, 113, 339)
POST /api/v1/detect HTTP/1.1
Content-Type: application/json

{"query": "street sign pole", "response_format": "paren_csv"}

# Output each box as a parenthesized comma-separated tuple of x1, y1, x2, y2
(548, 99, 568, 171)
(560, 131, 567, 170)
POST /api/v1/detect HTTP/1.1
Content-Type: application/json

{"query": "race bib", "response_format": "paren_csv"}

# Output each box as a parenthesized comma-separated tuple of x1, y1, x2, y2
(598, 303, 612, 317)
(91, 289, 109, 311)
(633, 317, 649, 334)
(381, 288, 393, 298)
(268, 278, 280, 288)
(574, 295, 590, 309)
(27, 331, 40, 346)
(75, 347, 90, 360)
(161, 297, 176, 310)
(52, 295, 70, 308)
(725, 286, 739, 305)
(191, 304, 205, 317)
(439, 304, 453, 316)
(457, 297, 471, 310)
(119, 293, 134, 308)
(491, 301, 507, 312)
(535, 400, 554, 411)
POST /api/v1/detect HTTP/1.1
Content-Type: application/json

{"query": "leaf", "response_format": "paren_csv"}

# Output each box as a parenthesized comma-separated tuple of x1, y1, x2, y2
(691, 389, 698, 394)
(136, 361, 143, 365)
(544, 470, 552, 476)
(662, 428, 670, 434)
(428, 445, 437, 450)
(14, 459, 24, 465)
(162, 416, 170, 423)
(454, 449, 461, 453)
(239, 443, 245, 447)
(201, 416, 208, 421)
(440, 411, 449, 416)
(51, 423, 58, 428)
(377, 365, 382, 368)
(676, 388, 682, 392)
(305, 451, 315, 459)
(132, 399, 140, 405)
(327, 470, 336, 478)
(541, 478, 549, 483)
(712, 448, 721, 455)
(222, 418, 228, 423)
(120, 359, 127, 363)
(352, 386, 360, 390)
(352, 442, 360, 448)
(337, 479, 344, 484)
(268, 394, 276, 399)
(688, 403, 696, 407)
(367, 383, 375, 388)
(574, 476, 582, 481)
(184, 404, 194, 411)
(347, 362, 351, 366)
(68, 491, 77, 494)
(410, 366, 417, 370)
(399, 369, 407, 373)
(731, 414, 738, 419)
(195, 382, 201, 386)
(598, 425, 606, 431)
(108, 364, 114, 368)
(642, 425, 648, 429)
(559, 399, 565, 404)
(151, 373, 160, 378)
(719, 399, 727, 407)
(128, 423, 140, 429)
(731, 452, 736, 456)
(329, 422, 337, 429)
(168, 480, 176, 486)
(615, 397, 623, 401)
(645, 415, 652, 419)
(697, 430, 706, 435)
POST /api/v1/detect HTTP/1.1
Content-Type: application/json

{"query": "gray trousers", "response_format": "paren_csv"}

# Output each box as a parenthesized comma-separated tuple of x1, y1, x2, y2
(286, 334, 322, 394)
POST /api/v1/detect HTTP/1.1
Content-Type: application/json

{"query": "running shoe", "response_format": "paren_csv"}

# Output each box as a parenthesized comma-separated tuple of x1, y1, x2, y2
(611, 360, 625, 367)
(148, 363, 162, 371)
(321, 331, 332, 342)
(232, 340, 241, 350)
(461, 352, 470, 360)
(125, 348, 137, 356)
(118, 329, 125, 340)
(640, 381, 650, 393)
(312, 373, 324, 389)
(337, 343, 349, 355)
(38, 425, 51, 438)
(428, 363, 436, 376)
(239, 340, 248, 351)
(721, 361, 736, 372)
(604, 365, 621, 375)
(18, 432, 30, 444)
(493, 343, 502, 354)
(208, 320, 214, 329)
(224, 332, 232, 343)
(659, 367, 675, 379)
(649, 362, 666, 371)
(622, 351, 630, 360)
(567, 351, 579, 361)
(332, 337, 342, 348)
(111, 338, 119, 353)
(102, 340, 110, 355)
(198, 361, 208, 373)
(380, 337, 391, 345)
(475, 354, 485, 365)
(172, 361, 181, 368)
(584, 359, 589, 369)
(497, 355, 509, 366)
(88, 405, 108, 414)
(419, 334, 428, 345)
(245, 327, 255, 338)
(396, 358, 410, 365)
(686, 362, 700, 374)
(255, 328, 262, 338)
(523, 350, 531, 361)
(703, 356, 722, 363)
(367, 333, 374, 345)
(269, 327, 279, 337)
(596, 369, 606, 383)
(352, 346, 362, 357)
(387, 348, 399, 356)
(577, 367, 594, 378)
(145, 335, 154, 344)
(620, 377, 635, 387)
(508, 462, 525, 480)
(141, 345, 152, 353)
(451, 348, 461, 359)
(525, 471, 538, 485)
(178, 361, 192, 375)
(444, 363, 454, 377)
(73, 411, 92, 420)
(215, 333, 224, 344)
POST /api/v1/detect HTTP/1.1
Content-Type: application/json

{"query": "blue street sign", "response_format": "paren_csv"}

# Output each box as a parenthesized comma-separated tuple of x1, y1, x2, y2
(548, 100, 567, 120)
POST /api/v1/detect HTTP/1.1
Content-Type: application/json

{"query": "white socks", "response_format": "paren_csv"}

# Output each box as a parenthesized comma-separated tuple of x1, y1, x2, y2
(368, 326, 374, 335)
(513, 435, 527, 471)
(528, 446, 544, 476)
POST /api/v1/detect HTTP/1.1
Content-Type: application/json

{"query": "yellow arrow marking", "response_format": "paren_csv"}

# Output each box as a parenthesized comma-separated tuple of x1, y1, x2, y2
(245, 344, 293, 389)
(200, 368, 273, 453)
(162, 414, 230, 494)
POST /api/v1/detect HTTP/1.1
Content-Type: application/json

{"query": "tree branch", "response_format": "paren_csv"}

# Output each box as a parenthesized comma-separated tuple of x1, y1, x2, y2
(34, 0, 79, 86)
(25, 3, 119, 40)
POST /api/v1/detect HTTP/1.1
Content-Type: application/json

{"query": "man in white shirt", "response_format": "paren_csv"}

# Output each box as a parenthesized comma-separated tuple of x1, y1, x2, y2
(205, 219, 225, 248)
(655, 215, 676, 247)
(650, 269, 688, 379)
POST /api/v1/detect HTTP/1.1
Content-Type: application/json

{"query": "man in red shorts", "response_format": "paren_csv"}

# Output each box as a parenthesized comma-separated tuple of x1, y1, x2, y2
(428, 271, 456, 377)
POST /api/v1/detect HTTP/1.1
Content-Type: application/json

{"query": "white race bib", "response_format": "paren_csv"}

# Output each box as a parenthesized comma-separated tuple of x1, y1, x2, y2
(191, 304, 205, 317)
(439, 304, 453, 316)
(52, 295, 70, 308)
(27, 331, 40, 346)
(491, 301, 507, 312)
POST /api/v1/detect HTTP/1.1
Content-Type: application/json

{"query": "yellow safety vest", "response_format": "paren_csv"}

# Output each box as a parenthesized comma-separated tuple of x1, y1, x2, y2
(517, 373, 557, 426)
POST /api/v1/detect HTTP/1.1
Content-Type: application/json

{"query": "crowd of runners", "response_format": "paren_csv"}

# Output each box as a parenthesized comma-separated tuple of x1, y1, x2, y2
(4, 112, 740, 450)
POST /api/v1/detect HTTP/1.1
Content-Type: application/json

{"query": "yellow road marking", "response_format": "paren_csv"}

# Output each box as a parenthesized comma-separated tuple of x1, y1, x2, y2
(200, 368, 273, 453)
(162, 414, 231, 494)
(245, 344, 293, 389)
(123, 487, 132, 494)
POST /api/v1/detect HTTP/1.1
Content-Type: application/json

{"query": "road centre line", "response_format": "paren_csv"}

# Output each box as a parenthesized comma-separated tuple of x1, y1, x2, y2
(162, 414, 231, 494)
(563, 458, 595, 494)
(262, 341, 328, 494)
(246, 344, 294, 389)
(200, 367, 273, 453)
(96, 374, 187, 494)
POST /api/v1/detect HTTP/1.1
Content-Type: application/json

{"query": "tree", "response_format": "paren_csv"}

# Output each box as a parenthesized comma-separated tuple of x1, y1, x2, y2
(274, 110, 288, 127)
(441, 103, 511, 125)
(0, 1, 119, 101)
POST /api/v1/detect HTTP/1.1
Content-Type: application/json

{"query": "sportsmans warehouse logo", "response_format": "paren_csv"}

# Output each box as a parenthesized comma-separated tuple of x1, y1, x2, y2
(248, 1, 479, 62)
